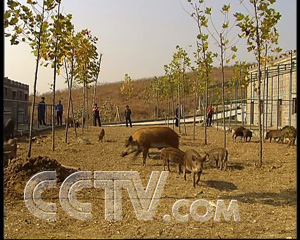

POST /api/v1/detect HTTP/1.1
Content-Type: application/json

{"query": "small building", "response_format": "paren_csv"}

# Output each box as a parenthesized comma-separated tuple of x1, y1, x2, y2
(3, 77, 30, 125)
(246, 50, 297, 130)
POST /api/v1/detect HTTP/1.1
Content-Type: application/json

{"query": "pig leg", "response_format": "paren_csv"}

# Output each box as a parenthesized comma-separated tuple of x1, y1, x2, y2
(163, 159, 166, 171)
(132, 148, 143, 161)
(193, 172, 196, 188)
(167, 160, 171, 172)
(183, 166, 187, 181)
(142, 148, 149, 166)
(195, 171, 201, 185)
(177, 163, 182, 174)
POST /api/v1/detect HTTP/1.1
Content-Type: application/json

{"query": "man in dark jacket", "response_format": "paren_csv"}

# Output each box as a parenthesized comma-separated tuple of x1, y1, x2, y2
(125, 105, 132, 127)
(38, 97, 46, 125)
(55, 100, 63, 125)
(93, 103, 102, 126)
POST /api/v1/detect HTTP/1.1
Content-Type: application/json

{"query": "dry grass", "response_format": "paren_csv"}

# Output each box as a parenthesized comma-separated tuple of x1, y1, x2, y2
(4, 124, 296, 239)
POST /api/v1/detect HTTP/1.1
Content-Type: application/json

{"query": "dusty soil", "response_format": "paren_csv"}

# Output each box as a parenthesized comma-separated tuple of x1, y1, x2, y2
(4, 125, 297, 239)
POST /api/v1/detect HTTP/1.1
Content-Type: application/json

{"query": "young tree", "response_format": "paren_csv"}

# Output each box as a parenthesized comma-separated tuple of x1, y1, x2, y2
(5, 0, 60, 157)
(73, 29, 99, 134)
(120, 73, 134, 101)
(40, 5, 75, 150)
(163, 64, 176, 129)
(187, 0, 215, 144)
(234, 0, 281, 166)
(92, 54, 103, 107)
(204, 3, 238, 148)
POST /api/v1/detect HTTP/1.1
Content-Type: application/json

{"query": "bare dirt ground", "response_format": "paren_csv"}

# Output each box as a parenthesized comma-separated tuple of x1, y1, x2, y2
(4, 124, 297, 239)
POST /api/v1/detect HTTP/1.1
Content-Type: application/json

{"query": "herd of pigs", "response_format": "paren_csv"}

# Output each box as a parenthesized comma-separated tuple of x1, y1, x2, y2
(3, 118, 297, 188)
(120, 125, 297, 188)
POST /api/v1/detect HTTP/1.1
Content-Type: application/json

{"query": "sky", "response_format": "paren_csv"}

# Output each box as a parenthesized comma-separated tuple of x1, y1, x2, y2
(4, 0, 297, 95)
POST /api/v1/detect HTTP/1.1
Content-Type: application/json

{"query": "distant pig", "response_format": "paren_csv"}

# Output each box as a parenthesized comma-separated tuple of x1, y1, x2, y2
(65, 117, 74, 127)
(265, 130, 281, 142)
(279, 125, 297, 146)
(98, 128, 105, 142)
(242, 129, 252, 142)
(232, 126, 245, 142)
(160, 147, 185, 174)
(206, 147, 228, 171)
(183, 149, 208, 188)
(4, 119, 15, 141)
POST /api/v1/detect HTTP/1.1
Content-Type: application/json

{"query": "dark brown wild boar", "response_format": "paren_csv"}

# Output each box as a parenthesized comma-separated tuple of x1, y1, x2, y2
(183, 149, 208, 188)
(160, 147, 185, 173)
(265, 130, 281, 142)
(242, 129, 252, 142)
(121, 127, 180, 166)
(232, 126, 245, 142)
(206, 147, 228, 170)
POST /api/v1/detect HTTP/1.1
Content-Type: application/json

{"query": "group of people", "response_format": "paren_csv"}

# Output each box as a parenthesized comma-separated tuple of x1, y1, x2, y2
(37, 96, 133, 127)
(175, 103, 214, 127)
(38, 96, 215, 128)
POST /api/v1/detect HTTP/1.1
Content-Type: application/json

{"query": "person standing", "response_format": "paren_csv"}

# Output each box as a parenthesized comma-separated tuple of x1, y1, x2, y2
(93, 103, 102, 126)
(125, 105, 132, 127)
(175, 103, 180, 127)
(206, 105, 214, 127)
(38, 96, 46, 125)
(55, 100, 63, 125)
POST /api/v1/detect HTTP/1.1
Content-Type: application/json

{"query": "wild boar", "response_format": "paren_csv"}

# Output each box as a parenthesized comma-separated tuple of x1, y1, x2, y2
(183, 149, 208, 188)
(265, 130, 281, 142)
(242, 129, 252, 142)
(206, 147, 228, 170)
(279, 126, 297, 146)
(121, 127, 180, 166)
(65, 117, 74, 127)
(160, 147, 185, 173)
(4, 139, 18, 167)
(4, 119, 15, 141)
(98, 128, 105, 142)
(232, 126, 245, 142)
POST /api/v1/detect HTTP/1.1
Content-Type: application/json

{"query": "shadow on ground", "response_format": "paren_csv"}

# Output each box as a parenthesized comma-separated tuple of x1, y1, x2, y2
(204, 180, 238, 191)
(219, 188, 297, 206)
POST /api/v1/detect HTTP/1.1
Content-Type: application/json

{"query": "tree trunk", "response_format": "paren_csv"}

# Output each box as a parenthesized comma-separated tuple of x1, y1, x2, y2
(220, 33, 226, 149)
(27, 1, 45, 158)
(193, 82, 198, 140)
(254, 0, 263, 166)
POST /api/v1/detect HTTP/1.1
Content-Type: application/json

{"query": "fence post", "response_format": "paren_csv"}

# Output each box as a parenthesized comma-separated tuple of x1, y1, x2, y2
(277, 64, 280, 130)
(289, 51, 293, 126)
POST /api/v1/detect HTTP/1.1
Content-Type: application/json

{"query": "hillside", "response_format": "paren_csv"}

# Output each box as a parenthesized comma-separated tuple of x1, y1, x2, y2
(31, 66, 247, 123)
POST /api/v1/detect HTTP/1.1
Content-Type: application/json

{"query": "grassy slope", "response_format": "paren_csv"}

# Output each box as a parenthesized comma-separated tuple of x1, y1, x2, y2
(30, 66, 247, 122)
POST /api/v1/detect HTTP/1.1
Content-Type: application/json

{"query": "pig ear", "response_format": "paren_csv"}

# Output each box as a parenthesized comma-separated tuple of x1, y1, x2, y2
(128, 136, 133, 142)
(192, 155, 197, 161)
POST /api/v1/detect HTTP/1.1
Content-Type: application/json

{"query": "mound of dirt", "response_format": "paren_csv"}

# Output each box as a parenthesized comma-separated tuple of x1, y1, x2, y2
(4, 156, 79, 199)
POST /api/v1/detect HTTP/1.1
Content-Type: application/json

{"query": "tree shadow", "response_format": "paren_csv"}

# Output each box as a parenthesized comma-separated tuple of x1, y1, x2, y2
(203, 180, 238, 191)
(219, 188, 297, 206)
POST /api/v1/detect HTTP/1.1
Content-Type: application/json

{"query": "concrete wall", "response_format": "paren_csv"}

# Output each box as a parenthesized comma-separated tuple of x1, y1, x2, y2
(3, 77, 30, 124)
(246, 65, 297, 129)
